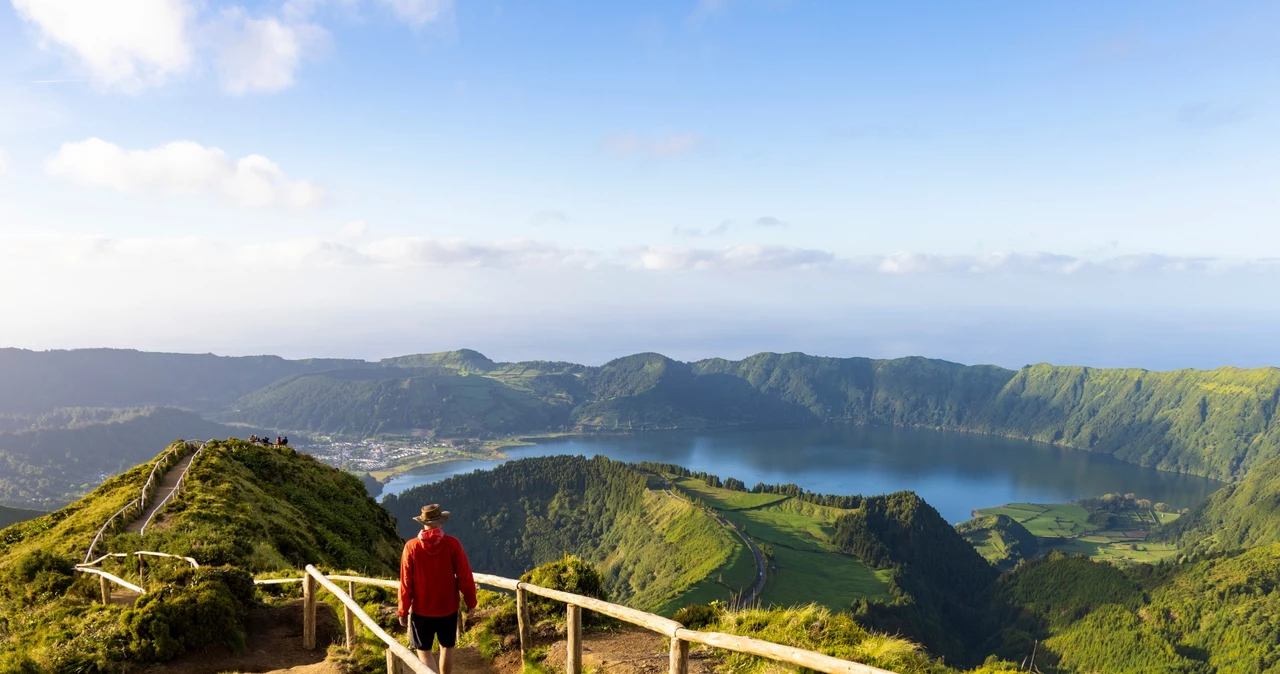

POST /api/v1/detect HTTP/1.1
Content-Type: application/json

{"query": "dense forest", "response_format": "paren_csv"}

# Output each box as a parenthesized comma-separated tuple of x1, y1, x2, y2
(3, 347, 1280, 503)
(1166, 450, 1280, 557)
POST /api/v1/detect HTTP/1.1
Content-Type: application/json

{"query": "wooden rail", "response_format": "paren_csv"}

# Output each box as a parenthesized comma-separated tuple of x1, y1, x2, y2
(140, 443, 206, 534)
(257, 570, 899, 674)
(74, 549, 202, 604)
(82, 441, 204, 563)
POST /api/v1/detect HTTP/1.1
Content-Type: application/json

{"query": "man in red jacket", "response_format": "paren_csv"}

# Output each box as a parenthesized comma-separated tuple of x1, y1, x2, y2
(398, 504, 478, 673)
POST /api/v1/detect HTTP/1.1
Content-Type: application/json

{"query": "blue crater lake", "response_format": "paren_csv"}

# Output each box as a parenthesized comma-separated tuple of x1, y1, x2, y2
(379, 427, 1223, 523)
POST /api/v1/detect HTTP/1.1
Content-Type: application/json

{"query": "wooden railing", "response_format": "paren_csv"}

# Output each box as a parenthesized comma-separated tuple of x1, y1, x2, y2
(74, 550, 200, 604)
(255, 569, 899, 674)
(82, 441, 204, 563)
(139, 442, 206, 535)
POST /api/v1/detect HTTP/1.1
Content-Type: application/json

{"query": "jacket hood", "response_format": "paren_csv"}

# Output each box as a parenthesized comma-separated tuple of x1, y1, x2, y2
(417, 527, 447, 554)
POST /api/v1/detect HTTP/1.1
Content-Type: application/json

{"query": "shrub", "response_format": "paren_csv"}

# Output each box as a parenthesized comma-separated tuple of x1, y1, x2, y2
(122, 566, 254, 662)
(5, 550, 75, 604)
(520, 556, 609, 627)
(673, 602, 722, 630)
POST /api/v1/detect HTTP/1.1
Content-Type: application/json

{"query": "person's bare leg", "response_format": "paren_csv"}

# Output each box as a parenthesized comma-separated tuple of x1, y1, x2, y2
(416, 649, 439, 673)
(439, 646, 455, 674)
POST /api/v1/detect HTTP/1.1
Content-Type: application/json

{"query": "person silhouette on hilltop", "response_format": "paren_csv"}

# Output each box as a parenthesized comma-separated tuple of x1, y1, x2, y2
(398, 504, 477, 674)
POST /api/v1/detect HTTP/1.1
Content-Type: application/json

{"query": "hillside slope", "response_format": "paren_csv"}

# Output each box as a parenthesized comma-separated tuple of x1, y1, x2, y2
(1166, 452, 1280, 557)
(382, 456, 748, 613)
(1000, 546, 1280, 672)
(0, 440, 402, 671)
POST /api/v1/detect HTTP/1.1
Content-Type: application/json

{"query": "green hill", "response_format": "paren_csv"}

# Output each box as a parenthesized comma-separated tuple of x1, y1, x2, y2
(229, 367, 570, 437)
(0, 439, 401, 671)
(956, 515, 1039, 570)
(996, 546, 1280, 672)
(0, 407, 245, 509)
(7, 348, 1280, 483)
(381, 455, 741, 613)
(1166, 452, 1280, 557)
(224, 350, 1280, 480)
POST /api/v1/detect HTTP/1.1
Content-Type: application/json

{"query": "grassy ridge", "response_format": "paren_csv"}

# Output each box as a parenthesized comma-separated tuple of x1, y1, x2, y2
(955, 515, 1038, 570)
(672, 477, 893, 609)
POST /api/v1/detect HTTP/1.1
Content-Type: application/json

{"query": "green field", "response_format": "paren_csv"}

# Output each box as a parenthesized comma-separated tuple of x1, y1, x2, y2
(977, 502, 1096, 538)
(671, 477, 892, 609)
(974, 501, 1182, 566)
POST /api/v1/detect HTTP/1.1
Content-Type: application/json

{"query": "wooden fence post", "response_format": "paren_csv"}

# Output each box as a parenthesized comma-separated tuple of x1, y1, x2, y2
(670, 637, 689, 674)
(516, 585, 531, 657)
(566, 604, 582, 674)
(303, 572, 317, 650)
(385, 648, 403, 674)
(345, 581, 357, 648)
(137, 555, 145, 585)
(99, 575, 110, 605)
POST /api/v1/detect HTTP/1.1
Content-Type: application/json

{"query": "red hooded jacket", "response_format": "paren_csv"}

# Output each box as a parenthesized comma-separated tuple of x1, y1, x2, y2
(398, 528, 478, 618)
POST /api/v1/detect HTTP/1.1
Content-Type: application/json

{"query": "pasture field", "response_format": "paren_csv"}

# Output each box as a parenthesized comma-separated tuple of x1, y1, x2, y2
(976, 502, 1095, 538)
(972, 500, 1183, 566)
(670, 477, 892, 609)
(672, 477, 791, 510)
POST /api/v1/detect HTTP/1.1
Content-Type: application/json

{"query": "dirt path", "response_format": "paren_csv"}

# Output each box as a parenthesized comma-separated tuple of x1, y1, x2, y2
(143, 600, 342, 674)
(539, 629, 720, 674)
(126, 451, 198, 534)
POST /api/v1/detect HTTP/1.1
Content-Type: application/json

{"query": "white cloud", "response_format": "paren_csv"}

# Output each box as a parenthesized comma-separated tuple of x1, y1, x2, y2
(378, 0, 452, 27)
(11, 0, 449, 95)
(11, 0, 194, 92)
(754, 216, 787, 228)
(340, 219, 369, 239)
(604, 132, 704, 158)
(212, 8, 326, 95)
(45, 138, 326, 209)
(4, 231, 1277, 277)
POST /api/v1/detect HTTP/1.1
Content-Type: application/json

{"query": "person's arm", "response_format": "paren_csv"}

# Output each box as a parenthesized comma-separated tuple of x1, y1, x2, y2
(398, 542, 413, 623)
(453, 540, 478, 611)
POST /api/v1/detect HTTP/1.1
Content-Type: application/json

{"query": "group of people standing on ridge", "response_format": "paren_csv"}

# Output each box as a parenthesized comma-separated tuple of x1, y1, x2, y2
(247, 434, 288, 446)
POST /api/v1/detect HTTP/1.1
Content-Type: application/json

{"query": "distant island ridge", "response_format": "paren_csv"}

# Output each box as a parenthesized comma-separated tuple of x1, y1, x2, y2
(1, 347, 1277, 487)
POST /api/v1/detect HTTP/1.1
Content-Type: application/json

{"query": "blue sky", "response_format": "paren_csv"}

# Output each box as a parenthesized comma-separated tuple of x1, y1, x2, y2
(0, 1, 1277, 367)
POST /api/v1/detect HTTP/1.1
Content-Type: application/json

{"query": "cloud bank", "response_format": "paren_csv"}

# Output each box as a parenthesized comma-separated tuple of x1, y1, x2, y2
(44, 138, 326, 209)
(3, 231, 1276, 276)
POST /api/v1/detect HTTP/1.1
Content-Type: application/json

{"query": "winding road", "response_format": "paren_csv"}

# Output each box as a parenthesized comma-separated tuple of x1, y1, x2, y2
(661, 478, 766, 609)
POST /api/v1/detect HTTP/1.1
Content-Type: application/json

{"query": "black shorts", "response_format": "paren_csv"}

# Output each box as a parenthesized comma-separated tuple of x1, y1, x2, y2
(409, 612, 458, 650)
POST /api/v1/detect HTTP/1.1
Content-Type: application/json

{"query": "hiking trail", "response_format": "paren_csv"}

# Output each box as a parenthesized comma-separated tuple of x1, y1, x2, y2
(125, 450, 198, 534)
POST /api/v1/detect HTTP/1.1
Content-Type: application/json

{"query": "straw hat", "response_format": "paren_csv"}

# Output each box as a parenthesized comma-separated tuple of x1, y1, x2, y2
(412, 503, 450, 527)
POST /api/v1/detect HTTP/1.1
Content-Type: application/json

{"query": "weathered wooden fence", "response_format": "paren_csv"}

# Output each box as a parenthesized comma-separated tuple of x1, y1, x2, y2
(82, 440, 205, 563)
(255, 567, 899, 674)
(74, 550, 200, 604)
